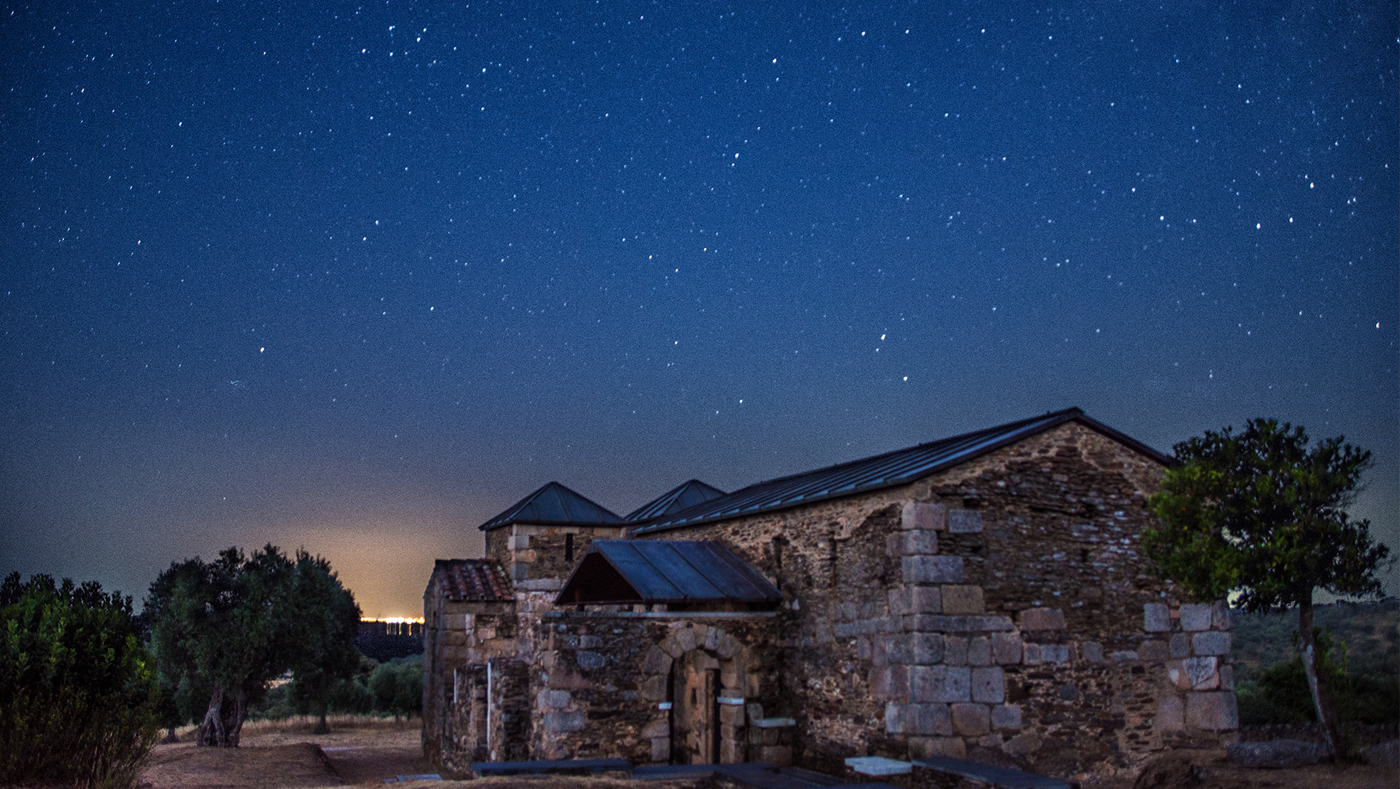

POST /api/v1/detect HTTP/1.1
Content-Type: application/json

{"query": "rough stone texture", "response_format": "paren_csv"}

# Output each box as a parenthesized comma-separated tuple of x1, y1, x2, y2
(951, 703, 991, 736)
(1143, 603, 1171, 632)
(1227, 740, 1329, 768)
(1361, 739, 1400, 767)
(1179, 603, 1213, 632)
(426, 420, 1234, 779)
(903, 556, 964, 584)
(1017, 607, 1066, 631)
(1192, 631, 1231, 656)
(948, 510, 984, 534)
(1186, 692, 1239, 731)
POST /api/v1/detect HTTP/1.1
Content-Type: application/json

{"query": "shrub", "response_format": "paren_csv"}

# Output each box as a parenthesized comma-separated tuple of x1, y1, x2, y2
(0, 572, 160, 788)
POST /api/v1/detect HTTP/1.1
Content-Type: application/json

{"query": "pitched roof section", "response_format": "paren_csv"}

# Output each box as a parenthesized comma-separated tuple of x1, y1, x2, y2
(556, 540, 782, 606)
(632, 408, 1170, 534)
(478, 481, 624, 531)
(625, 479, 728, 522)
(434, 559, 513, 602)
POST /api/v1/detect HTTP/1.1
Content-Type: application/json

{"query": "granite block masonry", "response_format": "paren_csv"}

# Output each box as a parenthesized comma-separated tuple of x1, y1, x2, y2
(423, 411, 1237, 778)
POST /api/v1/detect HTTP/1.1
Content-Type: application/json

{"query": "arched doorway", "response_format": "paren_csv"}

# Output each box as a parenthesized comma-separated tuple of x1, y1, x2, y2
(670, 648, 721, 764)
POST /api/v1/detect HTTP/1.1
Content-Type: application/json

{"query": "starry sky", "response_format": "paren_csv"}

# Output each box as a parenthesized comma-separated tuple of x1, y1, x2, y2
(2, 1, 1396, 619)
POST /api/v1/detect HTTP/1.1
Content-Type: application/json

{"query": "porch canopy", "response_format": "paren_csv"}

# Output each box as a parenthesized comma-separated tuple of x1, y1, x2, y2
(555, 540, 781, 608)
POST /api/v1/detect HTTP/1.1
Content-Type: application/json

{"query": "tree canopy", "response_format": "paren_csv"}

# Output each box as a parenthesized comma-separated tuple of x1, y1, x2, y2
(1143, 418, 1392, 757)
(0, 572, 159, 788)
(144, 545, 360, 747)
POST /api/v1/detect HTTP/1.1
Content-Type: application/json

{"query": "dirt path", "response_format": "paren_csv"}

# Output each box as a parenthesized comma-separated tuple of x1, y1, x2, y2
(142, 719, 433, 788)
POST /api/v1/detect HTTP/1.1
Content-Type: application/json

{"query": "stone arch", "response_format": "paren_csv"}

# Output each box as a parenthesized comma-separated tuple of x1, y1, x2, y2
(639, 622, 749, 765)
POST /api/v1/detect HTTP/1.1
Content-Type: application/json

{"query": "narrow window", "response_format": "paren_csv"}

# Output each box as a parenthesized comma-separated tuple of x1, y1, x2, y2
(565, 533, 575, 563)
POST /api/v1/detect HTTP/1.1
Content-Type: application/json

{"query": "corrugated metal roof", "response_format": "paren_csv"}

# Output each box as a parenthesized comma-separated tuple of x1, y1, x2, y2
(555, 540, 782, 606)
(625, 479, 728, 522)
(631, 408, 1170, 534)
(434, 559, 513, 602)
(478, 481, 624, 531)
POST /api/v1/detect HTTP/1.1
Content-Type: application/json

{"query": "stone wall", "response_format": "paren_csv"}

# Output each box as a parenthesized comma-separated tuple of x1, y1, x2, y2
(530, 612, 782, 765)
(422, 592, 519, 771)
(633, 422, 1233, 777)
(486, 524, 627, 582)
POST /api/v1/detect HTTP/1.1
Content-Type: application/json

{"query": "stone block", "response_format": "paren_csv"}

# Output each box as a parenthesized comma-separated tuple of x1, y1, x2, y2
(639, 674, 667, 701)
(909, 736, 966, 760)
(537, 689, 571, 708)
(889, 586, 942, 616)
(951, 703, 990, 736)
(1186, 691, 1239, 731)
(1143, 603, 1171, 633)
(991, 632, 1023, 665)
(1192, 631, 1231, 656)
(1138, 639, 1169, 661)
(885, 702, 951, 736)
(948, 509, 983, 533)
(576, 651, 606, 670)
(1023, 643, 1069, 664)
(943, 636, 968, 666)
(704, 626, 724, 652)
(721, 739, 745, 765)
(991, 703, 1022, 730)
(902, 555, 964, 584)
(1170, 633, 1191, 658)
(715, 634, 741, 659)
(971, 667, 1005, 703)
(642, 647, 672, 676)
(1220, 664, 1234, 690)
(902, 501, 947, 531)
(910, 665, 971, 703)
(543, 710, 585, 732)
(1155, 695, 1184, 732)
(942, 585, 985, 615)
(1211, 600, 1232, 630)
(1180, 603, 1212, 632)
(760, 746, 793, 767)
(642, 717, 669, 739)
(720, 703, 745, 727)
(1003, 733, 1041, 756)
(1082, 641, 1104, 663)
(1017, 607, 1066, 631)
(509, 534, 530, 550)
(674, 628, 698, 653)
(885, 634, 913, 665)
(1169, 656, 1219, 690)
(912, 633, 944, 665)
(890, 530, 939, 557)
(870, 664, 909, 700)
(906, 615, 1014, 633)
(967, 636, 991, 666)
(651, 737, 671, 763)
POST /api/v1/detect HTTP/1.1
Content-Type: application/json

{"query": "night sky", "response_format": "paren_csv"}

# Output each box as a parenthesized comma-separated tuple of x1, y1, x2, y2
(2, 2, 1395, 619)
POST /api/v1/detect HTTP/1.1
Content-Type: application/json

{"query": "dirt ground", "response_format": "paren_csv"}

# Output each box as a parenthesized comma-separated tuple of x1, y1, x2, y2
(140, 719, 1397, 789)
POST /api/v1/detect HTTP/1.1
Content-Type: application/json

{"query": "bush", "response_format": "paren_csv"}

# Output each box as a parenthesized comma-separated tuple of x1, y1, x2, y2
(0, 572, 160, 788)
(369, 656, 423, 720)
(1238, 628, 1400, 727)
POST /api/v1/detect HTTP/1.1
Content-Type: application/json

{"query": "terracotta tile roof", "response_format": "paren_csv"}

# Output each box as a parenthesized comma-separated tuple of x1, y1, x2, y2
(435, 559, 512, 602)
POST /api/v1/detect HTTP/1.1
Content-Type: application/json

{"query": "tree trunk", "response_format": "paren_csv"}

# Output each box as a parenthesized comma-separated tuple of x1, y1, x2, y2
(1298, 599, 1346, 758)
(314, 707, 330, 735)
(224, 686, 249, 747)
(196, 686, 228, 747)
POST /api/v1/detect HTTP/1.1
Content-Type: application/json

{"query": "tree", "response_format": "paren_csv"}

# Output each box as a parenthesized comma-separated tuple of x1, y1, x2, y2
(283, 551, 363, 734)
(1143, 418, 1392, 758)
(145, 545, 361, 747)
(0, 572, 160, 788)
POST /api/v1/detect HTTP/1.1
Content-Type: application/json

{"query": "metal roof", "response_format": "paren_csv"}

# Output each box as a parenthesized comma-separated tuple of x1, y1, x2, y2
(625, 479, 728, 522)
(631, 408, 1171, 535)
(555, 540, 782, 606)
(433, 559, 513, 602)
(478, 481, 624, 531)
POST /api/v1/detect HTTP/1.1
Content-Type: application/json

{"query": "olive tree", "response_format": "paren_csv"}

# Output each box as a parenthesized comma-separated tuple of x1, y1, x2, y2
(145, 545, 360, 747)
(1143, 418, 1391, 757)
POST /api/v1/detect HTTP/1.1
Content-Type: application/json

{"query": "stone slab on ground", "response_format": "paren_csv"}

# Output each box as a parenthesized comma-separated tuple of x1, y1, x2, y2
(1226, 740, 1329, 768)
(471, 758, 634, 777)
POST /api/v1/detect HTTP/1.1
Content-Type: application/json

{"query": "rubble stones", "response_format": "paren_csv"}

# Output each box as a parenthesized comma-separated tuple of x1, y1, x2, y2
(1227, 740, 1329, 768)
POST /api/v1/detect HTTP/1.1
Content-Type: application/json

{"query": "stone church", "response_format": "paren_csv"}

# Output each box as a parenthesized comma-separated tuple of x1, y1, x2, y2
(422, 408, 1237, 779)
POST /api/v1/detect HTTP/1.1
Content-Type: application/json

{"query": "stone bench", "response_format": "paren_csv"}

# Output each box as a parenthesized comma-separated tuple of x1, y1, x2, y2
(471, 757, 634, 778)
(911, 758, 1074, 789)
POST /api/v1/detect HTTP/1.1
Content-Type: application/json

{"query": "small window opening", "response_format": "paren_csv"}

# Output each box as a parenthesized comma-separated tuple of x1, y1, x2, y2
(565, 533, 575, 562)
